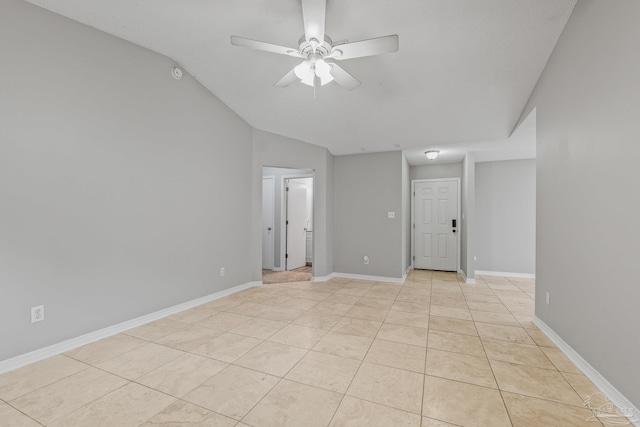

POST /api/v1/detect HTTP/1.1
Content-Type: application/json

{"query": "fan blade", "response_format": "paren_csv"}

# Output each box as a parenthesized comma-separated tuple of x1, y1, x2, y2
(329, 63, 361, 90)
(302, 0, 325, 45)
(231, 36, 302, 57)
(331, 35, 398, 60)
(274, 68, 299, 87)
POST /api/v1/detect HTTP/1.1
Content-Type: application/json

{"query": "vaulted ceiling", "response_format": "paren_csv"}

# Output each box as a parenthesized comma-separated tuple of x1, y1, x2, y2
(25, 0, 575, 164)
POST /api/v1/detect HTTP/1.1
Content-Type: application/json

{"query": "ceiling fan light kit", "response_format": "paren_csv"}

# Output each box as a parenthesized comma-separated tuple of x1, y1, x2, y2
(294, 57, 334, 87)
(231, 0, 398, 90)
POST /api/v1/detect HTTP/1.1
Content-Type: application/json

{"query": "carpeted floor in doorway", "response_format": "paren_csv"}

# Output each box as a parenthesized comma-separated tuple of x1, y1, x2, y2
(262, 266, 312, 284)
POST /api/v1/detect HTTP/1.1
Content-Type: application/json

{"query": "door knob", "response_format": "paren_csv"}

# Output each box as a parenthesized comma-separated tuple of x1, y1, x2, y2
(267, 227, 272, 231)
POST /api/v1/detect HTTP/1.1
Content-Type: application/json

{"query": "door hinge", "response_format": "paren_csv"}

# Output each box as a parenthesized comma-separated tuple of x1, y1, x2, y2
(413, 224, 415, 229)
(286, 187, 289, 191)
(413, 256, 415, 261)
(413, 191, 415, 196)
(285, 254, 288, 259)
(286, 220, 289, 225)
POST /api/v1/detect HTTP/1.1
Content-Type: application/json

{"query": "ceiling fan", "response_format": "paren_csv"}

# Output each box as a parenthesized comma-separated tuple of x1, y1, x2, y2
(231, 0, 398, 90)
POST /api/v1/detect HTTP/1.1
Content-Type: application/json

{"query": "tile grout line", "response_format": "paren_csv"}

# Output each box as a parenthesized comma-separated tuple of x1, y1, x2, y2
(234, 282, 362, 423)
(219, 285, 317, 425)
(43, 378, 137, 426)
(4, 400, 46, 426)
(468, 281, 516, 427)
(1, 358, 93, 403)
(477, 279, 590, 413)
(420, 275, 432, 421)
(326, 277, 416, 425)
(231, 278, 355, 426)
(325, 278, 388, 426)
(422, 274, 488, 426)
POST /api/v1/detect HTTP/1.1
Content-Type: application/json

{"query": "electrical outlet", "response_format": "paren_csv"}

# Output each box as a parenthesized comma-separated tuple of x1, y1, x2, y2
(545, 292, 550, 305)
(31, 305, 44, 323)
(220, 267, 225, 276)
(363, 255, 369, 265)
(387, 211, 395, 219)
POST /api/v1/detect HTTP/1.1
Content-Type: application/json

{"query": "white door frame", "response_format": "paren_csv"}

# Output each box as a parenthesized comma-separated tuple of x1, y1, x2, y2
(280, 173, 314, 271)
(262, 175, 275, 270)
(411, 178, 461, 272)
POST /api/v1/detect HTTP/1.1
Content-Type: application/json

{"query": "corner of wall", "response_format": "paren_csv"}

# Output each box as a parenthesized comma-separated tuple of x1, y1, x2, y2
(461, 153, 476, 279)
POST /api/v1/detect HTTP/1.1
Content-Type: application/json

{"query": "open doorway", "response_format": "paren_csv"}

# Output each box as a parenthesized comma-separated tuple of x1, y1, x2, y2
(262, 167, 313, 284)
(285, 177, 313, 270)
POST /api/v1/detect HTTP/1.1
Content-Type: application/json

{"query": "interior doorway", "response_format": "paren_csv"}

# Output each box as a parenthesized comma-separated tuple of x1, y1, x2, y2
(285, 177, 312, 271)
(261, 166, 313, 283)
(262, 176, 275, 270)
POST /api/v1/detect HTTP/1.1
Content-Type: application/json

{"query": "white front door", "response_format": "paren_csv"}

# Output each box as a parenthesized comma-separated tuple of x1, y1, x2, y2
(286, 179, 307, 270)
(262, 176, 274, 269)
(414, 180, 459, 271)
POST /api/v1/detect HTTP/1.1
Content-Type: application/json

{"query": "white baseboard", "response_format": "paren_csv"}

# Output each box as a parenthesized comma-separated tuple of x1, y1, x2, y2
(459, 269, 467, 282)
(312, 273, 335, 282)
(533, 316, 640, 427)
(459, 269, 476, 284)
(331, 272, 405, 284)
(476, 270, 535, 279)
(403, 265, 413, 282)
(0, 281, 262, 375)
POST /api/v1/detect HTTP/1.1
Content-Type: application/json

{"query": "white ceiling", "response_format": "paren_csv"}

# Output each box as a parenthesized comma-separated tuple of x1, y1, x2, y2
(24, 0, 575, 162)
(404, 108, 537, 166)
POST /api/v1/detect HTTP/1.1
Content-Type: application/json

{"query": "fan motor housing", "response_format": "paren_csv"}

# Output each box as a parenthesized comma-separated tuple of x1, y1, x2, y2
(298, 35, 333, 58)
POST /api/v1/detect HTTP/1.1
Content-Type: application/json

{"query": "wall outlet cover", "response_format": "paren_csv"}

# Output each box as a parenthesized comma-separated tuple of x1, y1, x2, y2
(31, 305, 44, 323)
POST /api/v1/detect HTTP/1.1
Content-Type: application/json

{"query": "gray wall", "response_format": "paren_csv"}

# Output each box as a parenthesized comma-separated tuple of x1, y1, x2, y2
(410, 162, 463, 181)
(251, 130, 334, 280)
(325, 150, 335, 278)
(461, 154, 476, 280)
(262, 167, 313, 270)
(334, 152, 404, 278)
(401, 155, 411, 274)
(523, 0, 640, 407)
(475, 160, 536, 274)
(0, 0, 253, 360)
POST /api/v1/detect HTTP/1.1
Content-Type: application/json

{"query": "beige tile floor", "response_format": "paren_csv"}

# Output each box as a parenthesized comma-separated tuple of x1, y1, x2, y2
(0, 271, 625, 426)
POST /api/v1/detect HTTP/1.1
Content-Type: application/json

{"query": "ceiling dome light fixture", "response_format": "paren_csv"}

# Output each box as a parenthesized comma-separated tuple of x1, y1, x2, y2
(425, 150, 440, 160)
